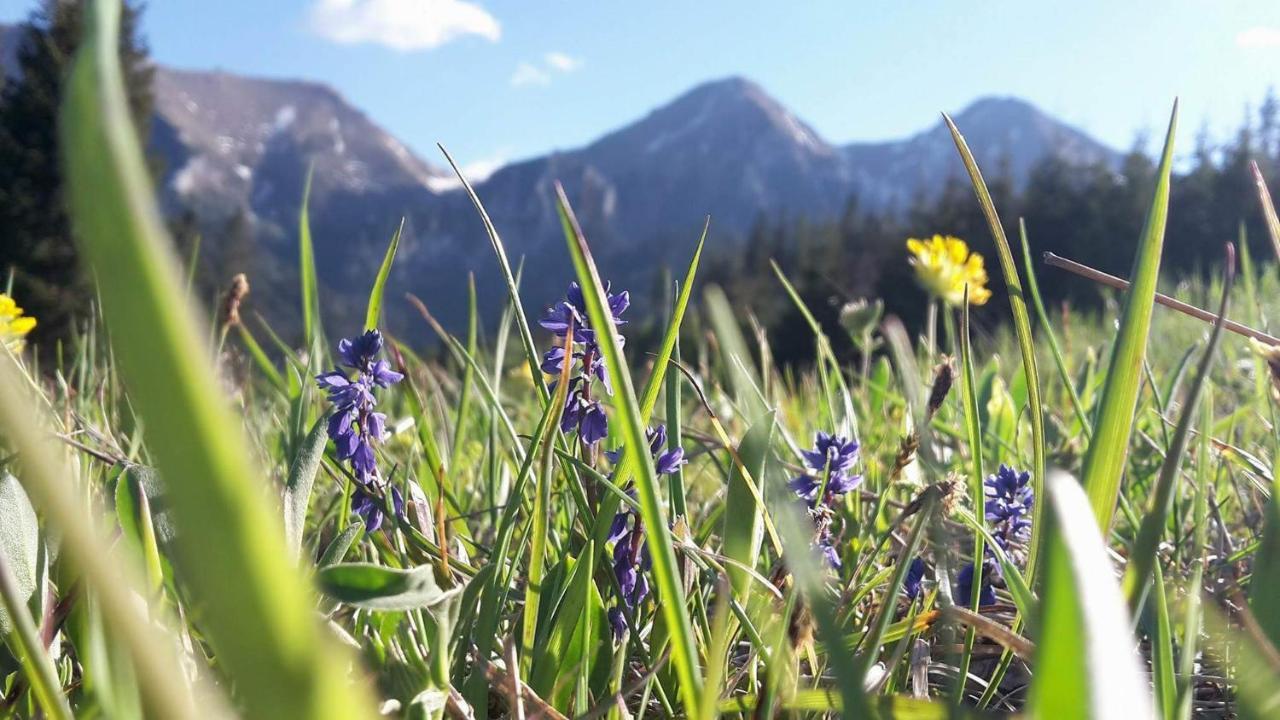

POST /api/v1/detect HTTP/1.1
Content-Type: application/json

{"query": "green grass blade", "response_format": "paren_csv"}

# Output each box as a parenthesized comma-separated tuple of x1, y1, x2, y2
(0, 356, 207, 718)
(637, 220, 706, 419)
(299, 163, 320, 344)
(555, 183, 703, 717)
(283, 417, 328, 561)
(59, 2, 374, 717)
(1123, 243, 1232, 612)
(0, 483, 71, 720)
(1074, 102, 1179, 533)
(773, 497, 874, 718)
(439, 144, 548, 399)
(235, 323, 287, 393)
(943, 113, 1048, 582)
(1019, 220, 1091, 436)
(364, 218, 403, 331)
(1250, 161, 1280, 264)
(721, 410, 775, 600)
(1029, 472, 1153, 719)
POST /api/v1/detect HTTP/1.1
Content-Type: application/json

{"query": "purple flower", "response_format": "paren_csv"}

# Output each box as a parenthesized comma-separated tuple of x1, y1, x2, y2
(541, 282, 629, 446)
(984, 465, 1033, 552)
(790, 432, 862, 507)
(605, 425, 683, 639)
(955, 561, 997, 607)
(904, 558, 927, 600)
(317, 329, 404, 531)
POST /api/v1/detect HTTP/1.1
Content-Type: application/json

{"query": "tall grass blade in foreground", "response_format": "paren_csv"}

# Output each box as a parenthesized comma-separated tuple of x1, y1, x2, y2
(1030, 472, 1153, 720)
(944, 113, 1048, 579)
(556, 183, 703, 717)
(1075, 101, 1178, 533)
(1247, 162, 1280, 648)
(58, 0, 374, 716)
(1122, 243, 1234, 612)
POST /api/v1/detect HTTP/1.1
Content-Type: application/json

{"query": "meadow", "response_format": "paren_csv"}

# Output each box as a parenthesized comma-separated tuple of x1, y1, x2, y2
(3, 1, 1280, 718)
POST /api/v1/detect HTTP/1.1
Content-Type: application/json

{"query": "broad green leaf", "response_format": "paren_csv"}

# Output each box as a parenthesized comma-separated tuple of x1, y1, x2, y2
(284, 418, 328, 561)
(1029, 472, 1153, 719)
(318, 563, 460, 612)
(0, 473, 39, 636)
(60, 1, 374, 716)
(364, 218, 403, 331)
(1075, 103, 1178, 533)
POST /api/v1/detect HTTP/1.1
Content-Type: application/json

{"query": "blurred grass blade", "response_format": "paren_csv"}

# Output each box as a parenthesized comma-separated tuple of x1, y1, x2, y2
(722, 410, 775, 600)
(705, 285, 769, 420)
(364, 218, 403, 331)
(0, 355, 207, 718)
(555, 183, 703, 717)
(284, 417, 328, 561)
(59, 1, 374, 717)
(1123, 243, 1233, 612)
(1074, 102, 1178, 533)
(299, 163, 321, 344)
(1250, 161, 1280, 264)
(1247, 161, 1280, 648)
(1030, 472, 1154, 720)
(0, 538, 70, 720)
(1203, 604, 1280, 720)
(773, 497, 873, 718)
(944, 112, 1048, 580)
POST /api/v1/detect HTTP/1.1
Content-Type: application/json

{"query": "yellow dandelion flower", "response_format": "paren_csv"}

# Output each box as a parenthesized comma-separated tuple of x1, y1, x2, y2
(905, 235, 992, 306)
(0, 293, 36, 352)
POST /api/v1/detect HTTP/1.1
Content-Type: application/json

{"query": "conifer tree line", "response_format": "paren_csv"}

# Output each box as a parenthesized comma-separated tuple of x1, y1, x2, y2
(0, 0, 152, 344)
(705, 98, 1280, 366)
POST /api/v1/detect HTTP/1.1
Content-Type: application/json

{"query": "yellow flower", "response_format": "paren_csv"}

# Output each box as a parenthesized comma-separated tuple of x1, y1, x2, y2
(905, 235, 992, 306)
(0, 293, 36, 352)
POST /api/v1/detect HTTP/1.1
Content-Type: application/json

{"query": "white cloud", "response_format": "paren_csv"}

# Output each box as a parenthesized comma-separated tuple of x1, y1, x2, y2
(510, 52, 582, 88)
(510, 61, 551, 87)
(1237, 26, 1280, 49)
(544, 52, 582, 72)
(309, 0, 500, 52)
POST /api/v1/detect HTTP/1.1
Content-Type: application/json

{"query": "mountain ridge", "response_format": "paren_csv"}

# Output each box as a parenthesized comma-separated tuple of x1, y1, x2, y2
(0, 22, 1118, 337)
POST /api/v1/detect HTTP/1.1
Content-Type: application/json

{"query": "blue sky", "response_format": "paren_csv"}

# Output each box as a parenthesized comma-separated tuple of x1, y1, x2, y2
(5, 0, 1280, 176)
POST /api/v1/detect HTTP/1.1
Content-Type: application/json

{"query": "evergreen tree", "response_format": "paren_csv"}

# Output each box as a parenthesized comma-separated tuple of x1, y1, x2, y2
(0, 0, 153, 345)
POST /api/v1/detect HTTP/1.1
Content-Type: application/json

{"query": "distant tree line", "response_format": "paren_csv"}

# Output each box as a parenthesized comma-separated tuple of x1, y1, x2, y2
(0, 0, 152, 345)
(704, 96, 1280, 366)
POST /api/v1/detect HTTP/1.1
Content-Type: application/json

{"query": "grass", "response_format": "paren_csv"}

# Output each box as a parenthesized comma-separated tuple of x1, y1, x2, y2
(2, 1, 1280, 717)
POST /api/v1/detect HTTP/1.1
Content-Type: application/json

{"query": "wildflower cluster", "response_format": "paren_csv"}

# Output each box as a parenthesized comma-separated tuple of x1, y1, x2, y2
(0, 294, 36, 352)
(540, 282, 629, 445)
(605, 425, 686, 639)
(905, 235, 992, 306)
(957, 464, 1034, 606)
(789, 432, 862, 569)
(316, 329, 404, 531)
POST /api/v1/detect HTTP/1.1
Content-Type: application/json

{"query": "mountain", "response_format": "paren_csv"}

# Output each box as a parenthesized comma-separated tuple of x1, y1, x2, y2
(0, 23, 1117, 338)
